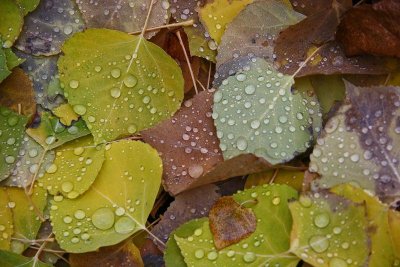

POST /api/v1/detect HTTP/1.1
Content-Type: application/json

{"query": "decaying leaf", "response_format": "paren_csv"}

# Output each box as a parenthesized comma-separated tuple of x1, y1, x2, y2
(15, 0, 85, 56)
(336, 0, 400, 58)
(76, 0, 169, 39)
(209, 196, 256, 250)
(69, 239, 144, 267)
(142, 90, 223, 195)
(151, 184, 220, 248)
(0, 68, 36, 116)
(309, 82, 400, 202)
(289, 191, 369, 267)
(50, 140, 162, 253)
(58, 29, 184, 144)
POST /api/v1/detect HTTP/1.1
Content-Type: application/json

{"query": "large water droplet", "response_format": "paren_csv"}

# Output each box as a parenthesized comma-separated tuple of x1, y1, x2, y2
(314, 213, 330, 228)
(73, 105, 87, 115)
(309, 235, 329, 253)
(123, 74, 138, 88)
(91, 207, 115, 230)
(114, 216, 135, 234)
(236, 137, 248, 151)
(329, 258, 348, 267)
(110, 88, 121, 98)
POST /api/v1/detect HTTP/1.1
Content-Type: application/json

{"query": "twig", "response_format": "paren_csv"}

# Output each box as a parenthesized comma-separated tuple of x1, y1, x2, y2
(176, 31, 199, 94)
(128, 20, 194, 35)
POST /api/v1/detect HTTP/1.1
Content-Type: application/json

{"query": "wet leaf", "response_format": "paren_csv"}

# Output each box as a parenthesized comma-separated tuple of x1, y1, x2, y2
(213, 58, 321, 164)
(309, 82, 400, 201)
(0, 0, 23, 48)
(0, 250, 51, 267)
(4, 47, 24, 71)
(332, 184, 399, 266)
(142, 90, 223, 195)
(0, 106, 27, 182)
(289, 191, 369, 267)
(69, 239, 144, 267)
(164, 218, 207, 267)
(151, 184, 220, 248)
(14, 0, 40, 15)
(0, 188, 13, 250)
(0, 46, 11, 83)
(40, 136, 105, 199)
(52, 104, 79, 126)
(0, 68, 36, 116)
(209, 196, 256, 250)
(388, 209, 400, 259)
(58, 28, 184, 144)
(217, 0, 304, 72)
(76, 0, 169, 39)
(245, 169, 305, 191)
(337, 0, 400, 58)
(50, 140, 162, 253)
(175, 184, 300, 266)
(198, 0, 253, 44)
(15, 0, 85, 56)
(27, 112, 90, 151)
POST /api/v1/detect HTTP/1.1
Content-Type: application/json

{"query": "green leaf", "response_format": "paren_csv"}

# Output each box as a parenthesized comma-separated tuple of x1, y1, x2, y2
(58, 28, 184, 144)
(175, 184, 300, 267)
(50, 140, 162, 253)
(6, 183, 47, 254)
(0, 0, 23, 48)
(14, 0, 40, 15)
(213, 58, 321, 164)
(0, 46, 11, 83)
(184, 26, 217, 62)
(332, 184, 399, 266)
(0, 250, 51, 267)
(0, 106, 27, 182)
(4, 48, 24, 71)
(0, 188, 13, 250)
(40, 136, 105, 199)
(245, 169, 305, 191)
(27, 112, 90, 151)
(164, 218, 208, 267)
(289, 191, 369, 267)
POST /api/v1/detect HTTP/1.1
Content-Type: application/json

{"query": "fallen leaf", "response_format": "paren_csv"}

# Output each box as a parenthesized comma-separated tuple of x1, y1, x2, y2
(336, 0, 400, 58)
(388, 209, 400, 259)
(245, 168, 305, 191)
(0, 250, 51, 267)
(0, 188, 14, 250)
(14, 0, 40, 15)
(52, 104, 79, 126)
(0, 0, 23, 48)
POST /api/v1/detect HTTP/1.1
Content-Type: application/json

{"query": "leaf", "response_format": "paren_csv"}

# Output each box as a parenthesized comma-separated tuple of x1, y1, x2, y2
(0, 188, 14, 250)
(0, 106, 27, 182)
(289, 191, 369, 267)
(4, 47, 24, 70)
(142, 90, 223, 195)
(50, 140, 162, 253)
(245, 168, 305, 191)
(76, 0, 169, 39)
(151, 184, 220, 248)
(58, 28, 184, 144)
(209, 196, 256, 250)
(198, 0, 253, 44)
(69, 239, 144, 267)
(0, 46, 11, 83)
(332, 184, 399, 266)
(14, 0, 40, 15)
(216, 0, 305, 73)
(175, 184, 300, 266)
(0, 68, 36, 116)
(213, 58, 321, 164)
(388, 209, 400, 259)
(0, 0, 23, 48)
(6, 183, 47, 254)
(336, 0, 400, 58)
(309, 82, 400, 201)
(52, 104, 79, 126)
(0, 250, 52, 267)
(15, 0, 85, 56)
(164, 218, 207, 267)
(27, 112, 90, 151)
(40, 136, 105, 199)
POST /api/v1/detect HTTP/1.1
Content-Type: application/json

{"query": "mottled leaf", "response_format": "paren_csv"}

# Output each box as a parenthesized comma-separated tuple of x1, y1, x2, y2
(50, 140, 162, 253)
(76, 0, 169, 39)
(309, 82, 400, 201)
(0, 106, 27, 182)
(213, 58, 321, 164)
(175, 184, 300, 266)
(0, 250, 51, 267)
(40, 136, 105, 199)
(15, 0, 84, 56)
(0, 0, 23, 48)
(289, 191, 369, 267)
(142, 90, 223, 195)
(58, 28, 184, 144)
(0, 68, 36, 116)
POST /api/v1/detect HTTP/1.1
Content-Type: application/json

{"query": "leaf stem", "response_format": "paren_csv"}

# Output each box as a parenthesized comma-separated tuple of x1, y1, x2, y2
(140, 0, 156, 38)
(176, 31, 199, 94)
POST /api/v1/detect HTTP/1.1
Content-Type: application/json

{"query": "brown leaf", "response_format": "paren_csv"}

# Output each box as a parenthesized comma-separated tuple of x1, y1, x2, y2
(209, 196, 257, 250)
(336, 0, 400, 58)
(0, 68, 36, 116)
(151, 184, 220, 249)
(289, 0, 336, 16)
(69, 239, 144, 267)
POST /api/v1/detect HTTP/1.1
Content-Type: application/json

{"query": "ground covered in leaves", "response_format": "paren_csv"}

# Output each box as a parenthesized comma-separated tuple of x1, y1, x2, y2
(0, 0, 400, 266)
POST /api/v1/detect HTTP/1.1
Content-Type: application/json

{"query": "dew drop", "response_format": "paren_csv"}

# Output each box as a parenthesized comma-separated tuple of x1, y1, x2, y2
(110, 88, 121, 98)
(244, 85, 256, 95)
(188, 165, 204, 178)
(195, 249, 205, 259)
(236, 137, 248, 151)
(309, 235, 329, 253)
(69, 80, 79, 89)
(114, 216, 135, 234)
(123, 74, 138, 88)
(91, 207, 115, 230)
(207, 251, 218, 261)
(111, 68, 121, 78)
(329, 258, 348, 267)
(314, 213, 330, 228)
(73, 105, 87, 115)
(272, 196, 280, 205)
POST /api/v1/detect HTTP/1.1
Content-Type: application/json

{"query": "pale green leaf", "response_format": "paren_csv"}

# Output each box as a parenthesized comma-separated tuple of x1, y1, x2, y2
(176, 184, 300, 267)
(0, 46, 11, 83)
(184, 26, 217, 62)
(14, 0, 40, 15)
(289, 191, 369, 267)
(0, 0, 23, 48)
(40, 136, 105, 199)
(58, 29, 184, 144)
(0, 250, 51, 267)
(213, 58, 321, 164)
(4, 47, 24, 71)
(0, 188, 13, 250)
(50, 140, 162, 253)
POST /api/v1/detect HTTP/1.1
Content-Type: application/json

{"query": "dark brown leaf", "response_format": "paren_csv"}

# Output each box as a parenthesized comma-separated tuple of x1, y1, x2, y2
(209, 196, 257, 250)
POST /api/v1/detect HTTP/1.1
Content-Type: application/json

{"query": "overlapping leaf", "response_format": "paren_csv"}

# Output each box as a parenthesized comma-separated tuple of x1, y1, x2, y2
(0, 0, 23, 48)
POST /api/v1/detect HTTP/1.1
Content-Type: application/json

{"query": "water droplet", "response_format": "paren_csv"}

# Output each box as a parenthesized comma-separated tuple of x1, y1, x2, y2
(110, 88, 121, 98)
(69, 80, 79, 89)
(250, 120, 260, 129)
(73, 105, 87, 115)
(111, 68, 121, 78)
(46, 164, 58, 174)
(123, 74, 138, 88)
(91, 207, 115, 230)
(5, 156, 15, 164)
(194, 228, 203, 236)
(236, 74, 247, 82)
(63, 216, 72, 224)
(195, 249, 205, 259)
(73, 147, 84, 156)
(114, 216, 135, 234)
(309, 235, 329, 253)
(207, 251, 218, 261)
(74, 210, 86, 220)
(329, 258, 348, 267)
(299, 196, 312, 207)
(188, 165, 204, 178)
(350, 154, 359, 162)
(272, 196, 280, 205)
(244, 85, 256, 95)
(243, 252, 256, 263)
(314, 213, 330, 228)
(61, 181, 73, 193)
(127, 124, 137, 134)
(236, 137, 248, 151)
